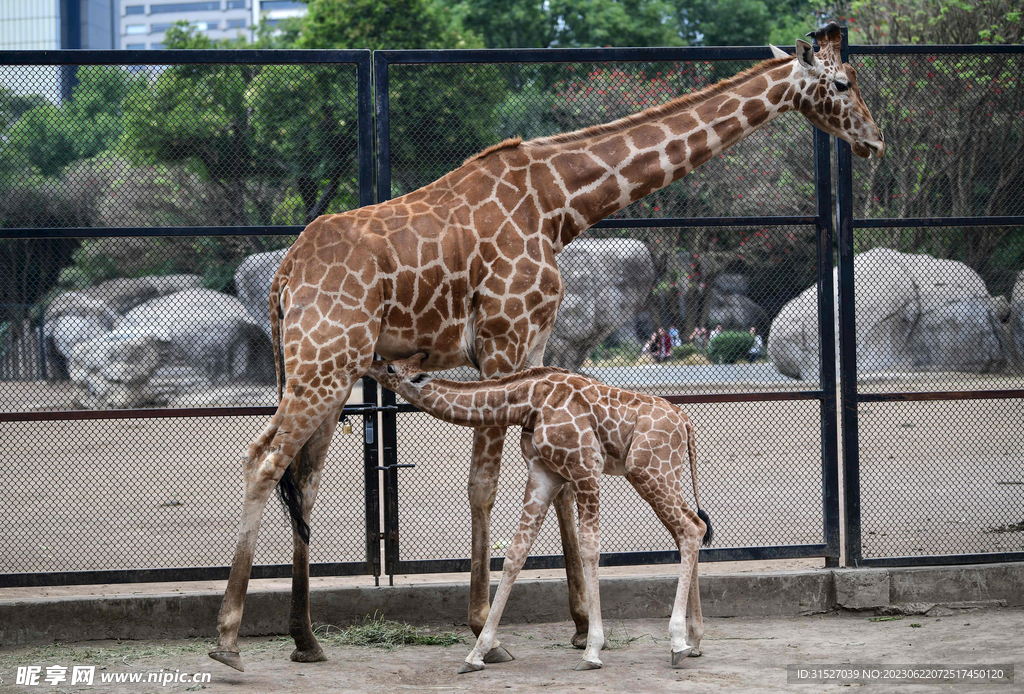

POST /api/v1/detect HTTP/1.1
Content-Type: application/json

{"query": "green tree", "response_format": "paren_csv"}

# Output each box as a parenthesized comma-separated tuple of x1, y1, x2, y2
(6, 67, 142, 177)
(121, 23, 362, 225)
(677, 0, 773, 47)
(299, 0, 481, 49)
(838, 0, 1024, 294)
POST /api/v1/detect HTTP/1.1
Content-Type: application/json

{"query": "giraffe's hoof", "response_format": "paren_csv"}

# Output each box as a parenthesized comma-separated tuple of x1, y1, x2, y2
(457, 661, 485, 674)
(671, 647, 693, 668)
(209, 650, 245, 672)
(483, 645, 515, 664)
(290, 647, 327, 663)
(573, 658, 603, 671)
(571, 631, 588, 649)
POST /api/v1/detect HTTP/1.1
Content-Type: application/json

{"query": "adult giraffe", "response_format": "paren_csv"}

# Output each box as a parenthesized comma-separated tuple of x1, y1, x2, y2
(210, 22, 883, 671)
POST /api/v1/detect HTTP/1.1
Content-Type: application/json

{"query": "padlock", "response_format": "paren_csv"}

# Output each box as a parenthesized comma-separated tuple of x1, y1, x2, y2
(342, 421, 353, 435)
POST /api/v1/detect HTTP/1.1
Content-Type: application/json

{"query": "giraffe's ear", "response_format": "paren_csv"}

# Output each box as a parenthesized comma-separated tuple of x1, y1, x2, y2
(410, 352, 428, 367)
(769, 44, 789, 59)
(795, 39, 817, 71)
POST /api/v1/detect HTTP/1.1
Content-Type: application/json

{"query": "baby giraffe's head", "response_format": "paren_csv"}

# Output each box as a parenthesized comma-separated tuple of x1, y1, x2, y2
(365, 353, 432, 395)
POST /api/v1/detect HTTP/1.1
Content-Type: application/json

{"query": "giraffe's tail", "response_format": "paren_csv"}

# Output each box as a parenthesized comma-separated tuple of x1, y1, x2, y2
(269, 271, 285, 403)
(685, 418, 713, 547)
(269, 268, 311, 545)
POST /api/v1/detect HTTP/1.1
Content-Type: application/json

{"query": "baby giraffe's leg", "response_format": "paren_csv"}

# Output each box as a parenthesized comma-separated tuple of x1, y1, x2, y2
(625, 458, 704, 668)
(685, 549, 704, 656)
(573, 476, 605, 670)
(459, 459, 565, 673)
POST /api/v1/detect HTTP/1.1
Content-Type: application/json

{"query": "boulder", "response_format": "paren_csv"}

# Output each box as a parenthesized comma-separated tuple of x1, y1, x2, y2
(44, 292, 119, 368)
(545, 238, 655, 371)
(1010, 270, 1024, 366)
(235, 248, 288, 336)
(769, 247, 1010, 379)
(67, 289, 274, 408)
(69, 333, 171, 409)
(81, 274, 203, 315)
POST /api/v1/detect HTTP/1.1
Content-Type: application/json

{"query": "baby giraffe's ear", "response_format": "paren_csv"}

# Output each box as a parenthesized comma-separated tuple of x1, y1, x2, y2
(410, 352, 428, 367)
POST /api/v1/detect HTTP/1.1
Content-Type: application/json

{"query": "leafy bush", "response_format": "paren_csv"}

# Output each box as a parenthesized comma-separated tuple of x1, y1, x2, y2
(672, 343, 698, 361)
(708, 331, 755, 364)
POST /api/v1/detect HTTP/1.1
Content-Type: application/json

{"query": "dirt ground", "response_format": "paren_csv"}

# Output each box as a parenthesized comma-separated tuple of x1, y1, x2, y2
(0, 607, 1021, 693)
(0, 374, 1021, 578)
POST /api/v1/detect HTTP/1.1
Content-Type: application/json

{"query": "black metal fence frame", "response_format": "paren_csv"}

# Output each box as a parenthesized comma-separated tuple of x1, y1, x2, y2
(1, 38, 1022, 588)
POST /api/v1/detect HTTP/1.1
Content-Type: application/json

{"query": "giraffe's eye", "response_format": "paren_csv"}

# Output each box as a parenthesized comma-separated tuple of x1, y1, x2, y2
(386, 364, 396, 375)
(835, 80, 850, 93)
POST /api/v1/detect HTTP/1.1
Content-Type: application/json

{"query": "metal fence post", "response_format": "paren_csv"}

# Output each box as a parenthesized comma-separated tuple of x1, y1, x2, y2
(372, 51, 402, 584)
(814, 127, 840, 567)
(836, 28, 862, 567)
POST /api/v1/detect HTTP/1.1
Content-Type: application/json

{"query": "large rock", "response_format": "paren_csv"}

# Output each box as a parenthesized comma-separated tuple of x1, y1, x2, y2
(81, 274, 203, 315)
(769, 248, 1010, 379)
(708, 273, 769, 333)
(545, 238, 655, 370)
(235, 249, 288, 336)
(69, 333, 172, 409)
(68, 289, 274, 408)
(44, 292, 120, 369)
(45, 274, 204, 375)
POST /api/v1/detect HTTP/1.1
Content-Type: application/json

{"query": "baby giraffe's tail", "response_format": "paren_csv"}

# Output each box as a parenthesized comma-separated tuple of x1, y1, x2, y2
(685, 419, 713, 547)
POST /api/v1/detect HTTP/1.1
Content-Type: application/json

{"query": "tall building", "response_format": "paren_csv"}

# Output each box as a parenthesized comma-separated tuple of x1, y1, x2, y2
(118, 0, 307, 50)
(0, 1, 117, 103)
(0, 0, 116, 50)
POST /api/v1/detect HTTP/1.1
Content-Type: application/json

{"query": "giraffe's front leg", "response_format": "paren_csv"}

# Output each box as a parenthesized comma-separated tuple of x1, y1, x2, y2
(553, 485, 590, 649)
(460, 460, 565, 673)
(572, 479, 605, 670)
(467, 426, 514, 664)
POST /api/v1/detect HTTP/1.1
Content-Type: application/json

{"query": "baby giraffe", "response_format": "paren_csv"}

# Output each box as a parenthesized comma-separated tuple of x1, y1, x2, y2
(367, 354, 712, 672)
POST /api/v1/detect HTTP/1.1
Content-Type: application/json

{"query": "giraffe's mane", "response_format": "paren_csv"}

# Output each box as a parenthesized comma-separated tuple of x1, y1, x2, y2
(525, 56, 793, 148)
(462, 137, 523, 165)
(459, 56, 792, 165)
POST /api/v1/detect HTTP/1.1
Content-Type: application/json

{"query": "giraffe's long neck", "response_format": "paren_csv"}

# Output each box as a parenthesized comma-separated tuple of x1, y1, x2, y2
(395, 373, 541, 428)
(528, 58, 800, 250)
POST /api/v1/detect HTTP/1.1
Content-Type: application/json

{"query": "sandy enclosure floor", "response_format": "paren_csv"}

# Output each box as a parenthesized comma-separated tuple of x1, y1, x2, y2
(0, 375, 1021, 577)
(0, 607, 1021, 693)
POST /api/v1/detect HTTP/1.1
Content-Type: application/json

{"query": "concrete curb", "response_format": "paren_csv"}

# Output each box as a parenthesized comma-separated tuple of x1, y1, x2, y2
(1, 563, 1021, 647)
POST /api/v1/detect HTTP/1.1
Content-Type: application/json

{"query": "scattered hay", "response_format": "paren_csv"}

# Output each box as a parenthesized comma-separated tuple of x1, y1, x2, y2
(982, 520, 1024, 534)
(315, 613, 465, 651)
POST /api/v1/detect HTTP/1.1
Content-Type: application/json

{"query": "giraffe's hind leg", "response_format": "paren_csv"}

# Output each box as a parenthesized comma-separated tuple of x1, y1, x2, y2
(625, 446, 705, 667)
(285, 404, 344, 663)
(210, 374, 358, 671)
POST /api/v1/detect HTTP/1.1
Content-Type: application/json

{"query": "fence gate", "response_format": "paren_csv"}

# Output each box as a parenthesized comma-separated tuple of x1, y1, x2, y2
(0, 49, 379, 587)
(372, 46, 842, 579)
(835, 41, 1024, 567)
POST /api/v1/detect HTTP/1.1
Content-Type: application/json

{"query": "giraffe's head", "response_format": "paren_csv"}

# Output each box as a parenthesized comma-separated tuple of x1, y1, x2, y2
(365, 353, 432, 395)
(785, 22, 884, 159)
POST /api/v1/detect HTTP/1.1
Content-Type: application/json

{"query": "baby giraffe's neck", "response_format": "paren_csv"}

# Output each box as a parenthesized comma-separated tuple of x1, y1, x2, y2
(399, 370, 558, 428)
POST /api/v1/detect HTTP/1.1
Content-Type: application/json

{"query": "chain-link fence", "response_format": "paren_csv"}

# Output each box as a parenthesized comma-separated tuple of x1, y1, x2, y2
(0, 50, 377, 586)
(843, 43, 1024, 566)
(1, 39, 1021, 587)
